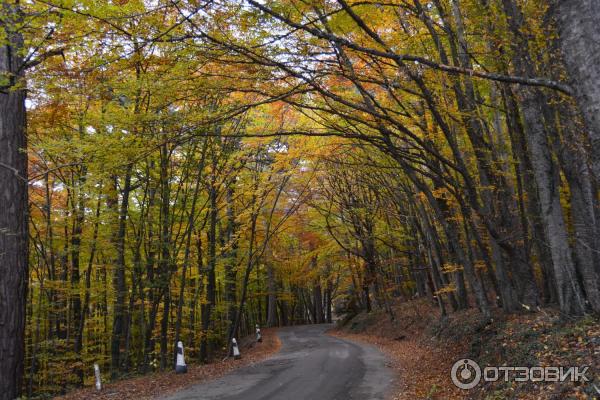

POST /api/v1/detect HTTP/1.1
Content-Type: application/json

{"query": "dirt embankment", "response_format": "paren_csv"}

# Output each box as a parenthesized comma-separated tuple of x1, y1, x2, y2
(332, 300, 600, 399)
(56, 328, 281, 400)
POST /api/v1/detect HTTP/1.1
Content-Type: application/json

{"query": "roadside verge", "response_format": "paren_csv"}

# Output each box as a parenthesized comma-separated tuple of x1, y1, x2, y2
(56, 329, 281, 400)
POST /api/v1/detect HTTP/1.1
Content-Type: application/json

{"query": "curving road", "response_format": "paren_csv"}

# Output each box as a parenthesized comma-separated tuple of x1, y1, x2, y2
(161, 324, 393, 400)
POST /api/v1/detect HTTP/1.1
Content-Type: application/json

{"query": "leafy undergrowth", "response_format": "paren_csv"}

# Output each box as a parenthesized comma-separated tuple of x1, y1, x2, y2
(333, 300, 600, 399)
(467, 312, 600, 399)
(56, 328, 281, 400)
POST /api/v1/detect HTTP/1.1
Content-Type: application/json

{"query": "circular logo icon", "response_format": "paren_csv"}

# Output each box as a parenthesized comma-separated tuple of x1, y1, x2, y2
(451, 359, 481, 389)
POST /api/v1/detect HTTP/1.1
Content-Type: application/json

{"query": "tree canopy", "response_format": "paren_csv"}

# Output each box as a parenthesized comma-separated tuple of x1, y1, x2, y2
(0, 0, 599, 398)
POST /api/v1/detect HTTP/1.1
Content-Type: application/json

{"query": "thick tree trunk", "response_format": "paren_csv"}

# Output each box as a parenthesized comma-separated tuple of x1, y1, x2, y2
(0, 3, 28, 397)
(520, 93, 585, 315)
(503, 87, 558, 304)
(501, 0, 587, 315)
(553, 0, 600, 181)
(549, 103, 600, 312)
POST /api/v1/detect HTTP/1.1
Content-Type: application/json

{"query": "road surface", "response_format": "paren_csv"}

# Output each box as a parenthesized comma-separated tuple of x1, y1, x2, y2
(161, 324, 393, 400)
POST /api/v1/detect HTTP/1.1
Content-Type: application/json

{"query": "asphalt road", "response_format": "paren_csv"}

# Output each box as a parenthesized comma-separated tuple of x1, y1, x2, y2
(161, 324, 393, 400)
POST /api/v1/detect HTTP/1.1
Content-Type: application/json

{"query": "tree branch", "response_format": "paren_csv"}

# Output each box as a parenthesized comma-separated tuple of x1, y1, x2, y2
(246, 0, 573, 95)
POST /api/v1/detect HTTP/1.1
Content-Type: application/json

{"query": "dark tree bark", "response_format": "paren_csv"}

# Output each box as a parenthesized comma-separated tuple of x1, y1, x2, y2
(503, 87, 558, 304)
(313, 278, 324, 324)
(74, 185, 100, 385)
(501, 0, 586, 315)
(109, 167, 133, 376)
(225, 185, 238, 340)
(266, 263, 278, 327)
(200, 153, 218, 363)
(546, 102, 600, 313)
(158, 144, 171, 370)
(325, 279, 333, 323)
(0, 3, 28, 398)
(553, 0, 600, 181)
(70, 166, 87, 385)
(174, 141, 207, 366)
(142, 170, 159, 372)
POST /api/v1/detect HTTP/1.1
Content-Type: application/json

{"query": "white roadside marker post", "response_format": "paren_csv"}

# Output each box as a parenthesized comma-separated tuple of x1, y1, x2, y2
(94, 363, 102, 391)
(232, 338, 241, 359)
(175, 341, 188, 374)
(256, 324, 262, 343)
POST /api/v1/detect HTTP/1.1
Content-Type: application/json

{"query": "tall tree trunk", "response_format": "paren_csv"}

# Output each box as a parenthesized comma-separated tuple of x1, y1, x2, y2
(313, 279, 324, 324)
(415, 200, 457, 312)
(201, 155, 218, 362)
(159, 290, 170, 370)
(174, 142, 207, 366)
(158, 144, 171, 370)
(553, 0, 600, 181)
(74, 187, 101, 384)
(225, 185, 238, 341)
(189, 233, 203, 355)
(407, 168, 489, 317)
(448, 0, 534, 310)
(0, 3, 28, 397)
(548, 103, 600, 312)
(503, 87, 558, 304)
(142, 174, 158, 372)
(266, 263, 278, 327)
(325, 280, 333, 323)
(501, 0, 586, 315)
(109, 167, 133, 376)
(70, 166, 87, 385)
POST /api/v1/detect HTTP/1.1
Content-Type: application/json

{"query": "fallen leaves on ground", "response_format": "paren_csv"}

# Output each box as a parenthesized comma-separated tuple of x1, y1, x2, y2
(471, 312, 600, 399)
(334, 299, 600, 400)
(330, 299, 466, 400)
(56, 329, 281, 400)
(330, 329, 464, 400)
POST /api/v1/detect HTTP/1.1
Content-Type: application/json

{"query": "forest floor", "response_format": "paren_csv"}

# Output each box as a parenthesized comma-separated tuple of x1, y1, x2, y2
(55, 328, 281, 400)
(332, 299, 600, 400)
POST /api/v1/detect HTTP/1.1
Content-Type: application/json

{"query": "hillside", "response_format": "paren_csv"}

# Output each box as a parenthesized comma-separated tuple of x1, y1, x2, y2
(334, 300, 600, 399)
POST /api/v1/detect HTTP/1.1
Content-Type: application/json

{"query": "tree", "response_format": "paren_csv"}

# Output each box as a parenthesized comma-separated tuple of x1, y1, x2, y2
(553, 0, 600, 181)
(0, 2, 28, 398)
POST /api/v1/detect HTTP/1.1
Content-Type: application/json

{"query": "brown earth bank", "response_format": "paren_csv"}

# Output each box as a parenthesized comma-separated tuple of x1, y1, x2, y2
(55, 328, 280, 400)
(331, 299, 600, 400)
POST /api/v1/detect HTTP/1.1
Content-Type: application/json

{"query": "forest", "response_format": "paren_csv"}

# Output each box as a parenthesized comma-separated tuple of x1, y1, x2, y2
(0, 0, 599, 398)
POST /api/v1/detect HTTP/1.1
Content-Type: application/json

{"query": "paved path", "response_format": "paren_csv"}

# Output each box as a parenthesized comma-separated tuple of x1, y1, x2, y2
(161, 324, 393, 400)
